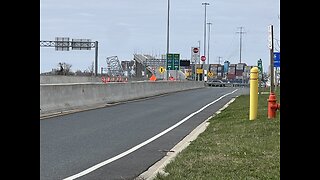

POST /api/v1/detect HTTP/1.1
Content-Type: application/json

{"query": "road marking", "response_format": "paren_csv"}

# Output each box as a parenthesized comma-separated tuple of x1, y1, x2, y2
(63, 89, 239, 180)
(138, 96, 238, 180)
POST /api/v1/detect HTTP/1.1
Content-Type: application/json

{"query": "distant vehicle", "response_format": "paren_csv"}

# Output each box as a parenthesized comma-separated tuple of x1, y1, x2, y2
(206, 79, 226, 87)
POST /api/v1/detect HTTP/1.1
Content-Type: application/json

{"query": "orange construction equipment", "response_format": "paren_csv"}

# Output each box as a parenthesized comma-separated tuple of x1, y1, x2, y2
(267, 92, 280, 119)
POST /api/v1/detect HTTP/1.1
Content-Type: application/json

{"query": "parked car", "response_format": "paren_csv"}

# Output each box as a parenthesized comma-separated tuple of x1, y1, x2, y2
(206, 79, 226, 87)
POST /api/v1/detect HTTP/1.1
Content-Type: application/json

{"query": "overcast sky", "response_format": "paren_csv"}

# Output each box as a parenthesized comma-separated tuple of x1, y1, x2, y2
(40, 0, 280, 73)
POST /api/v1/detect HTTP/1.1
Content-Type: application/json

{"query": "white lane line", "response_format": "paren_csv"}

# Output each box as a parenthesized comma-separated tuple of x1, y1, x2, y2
(63, 89, 238, 180)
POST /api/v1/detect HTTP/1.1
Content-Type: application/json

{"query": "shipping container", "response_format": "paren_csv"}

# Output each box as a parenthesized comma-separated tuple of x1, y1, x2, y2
(228, 64, 236, 74)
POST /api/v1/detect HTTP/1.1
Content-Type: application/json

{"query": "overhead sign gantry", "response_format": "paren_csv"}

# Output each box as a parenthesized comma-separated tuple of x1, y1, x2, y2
(40, 37, 99, 76)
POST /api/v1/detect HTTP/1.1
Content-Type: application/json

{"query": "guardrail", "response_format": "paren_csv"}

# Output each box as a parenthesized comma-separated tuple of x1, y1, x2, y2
(206, 82, 249, 87)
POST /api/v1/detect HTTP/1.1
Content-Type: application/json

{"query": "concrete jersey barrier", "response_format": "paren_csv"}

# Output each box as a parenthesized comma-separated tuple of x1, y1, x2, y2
(40, 81, 204, 114)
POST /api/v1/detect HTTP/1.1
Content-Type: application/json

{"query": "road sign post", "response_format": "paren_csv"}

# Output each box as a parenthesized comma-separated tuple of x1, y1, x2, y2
(191, 47, 200, 81)
(257, 59, 263, 95)
(268, 25, 275, 93)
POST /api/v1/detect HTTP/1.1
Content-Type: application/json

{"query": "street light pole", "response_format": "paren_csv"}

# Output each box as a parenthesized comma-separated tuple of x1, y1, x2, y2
(166, 0, 170, 80)
(197, 40, 201, 81)
(207, 22, 212, 65)
(95, 41, 98, 76)
(202, 2, 209, 66)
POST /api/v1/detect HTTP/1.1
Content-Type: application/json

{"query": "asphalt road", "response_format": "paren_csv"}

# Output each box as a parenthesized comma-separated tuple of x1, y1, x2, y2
(40, 87, 249, 180)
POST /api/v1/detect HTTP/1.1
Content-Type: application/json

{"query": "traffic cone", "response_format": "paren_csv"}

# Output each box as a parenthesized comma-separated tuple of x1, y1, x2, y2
(101, 76, 106, 83)
(149, 74, 157, 81)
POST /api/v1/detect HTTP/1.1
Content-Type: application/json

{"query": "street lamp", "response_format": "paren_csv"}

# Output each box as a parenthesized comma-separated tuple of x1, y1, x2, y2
(207, 22, 212, 65)
(202, 2, 209, 66)
(166, 0, 170, 80)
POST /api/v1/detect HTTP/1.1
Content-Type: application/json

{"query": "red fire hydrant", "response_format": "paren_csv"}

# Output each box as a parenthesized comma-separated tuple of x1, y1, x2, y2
(268, 92, 280, 119)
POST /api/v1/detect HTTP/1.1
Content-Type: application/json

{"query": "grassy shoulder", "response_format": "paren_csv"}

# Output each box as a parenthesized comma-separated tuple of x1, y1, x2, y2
(154, 89, 280, 180)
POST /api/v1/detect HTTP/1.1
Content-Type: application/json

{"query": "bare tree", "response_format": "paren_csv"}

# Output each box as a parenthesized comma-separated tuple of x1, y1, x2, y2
(87, 61, 94, 76)
(57, 62, 73, 75)
(56, 62, 63, 75)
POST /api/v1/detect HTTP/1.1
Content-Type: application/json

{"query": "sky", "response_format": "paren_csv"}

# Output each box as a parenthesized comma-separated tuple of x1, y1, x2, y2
(40, 0, 280, 73)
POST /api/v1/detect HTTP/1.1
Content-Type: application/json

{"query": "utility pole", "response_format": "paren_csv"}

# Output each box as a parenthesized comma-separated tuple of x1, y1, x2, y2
(236, 27, 246, 63)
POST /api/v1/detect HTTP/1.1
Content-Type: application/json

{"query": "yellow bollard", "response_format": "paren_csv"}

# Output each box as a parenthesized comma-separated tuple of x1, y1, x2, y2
(249, 67, 259, 120)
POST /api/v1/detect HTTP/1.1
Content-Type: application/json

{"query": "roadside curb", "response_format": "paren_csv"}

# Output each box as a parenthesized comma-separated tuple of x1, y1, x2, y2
(136, 96, 238, 180)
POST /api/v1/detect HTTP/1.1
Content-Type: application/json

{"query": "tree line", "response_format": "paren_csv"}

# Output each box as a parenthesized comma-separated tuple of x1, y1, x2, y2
(41, 62, 95, 76)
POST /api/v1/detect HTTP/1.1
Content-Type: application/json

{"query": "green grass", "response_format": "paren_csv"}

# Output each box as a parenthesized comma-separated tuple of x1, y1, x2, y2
(154, 89, 280, 180)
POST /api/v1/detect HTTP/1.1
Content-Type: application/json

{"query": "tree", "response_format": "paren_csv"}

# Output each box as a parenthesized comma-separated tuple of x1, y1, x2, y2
(57, 62, 73, 75)
(87, 61, 94, 76)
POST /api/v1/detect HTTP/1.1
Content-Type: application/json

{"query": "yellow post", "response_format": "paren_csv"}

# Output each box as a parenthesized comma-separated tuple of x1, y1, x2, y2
(249, 67, 259, 120)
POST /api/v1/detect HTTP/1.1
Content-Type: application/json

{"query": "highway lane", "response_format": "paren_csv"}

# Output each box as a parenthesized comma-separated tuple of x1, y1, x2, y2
(40, 87, 249, 180)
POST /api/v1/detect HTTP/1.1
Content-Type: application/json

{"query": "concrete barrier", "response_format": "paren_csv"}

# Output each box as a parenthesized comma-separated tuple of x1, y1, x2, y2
(40, 75, 101, 84)
(40, 81, 204, 114)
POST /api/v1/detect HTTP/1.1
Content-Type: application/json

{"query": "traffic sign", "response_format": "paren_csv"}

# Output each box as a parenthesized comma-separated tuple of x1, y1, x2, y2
(166, 53, 180, 70)
(196, 69, 203, 74)
(173, 54, 180, 70)
(191, 47, 200, 64)
(159, 66, 165, 74)
(273, 52, 280, 67)
(167, 54, 173, 70)
(180, 60, 190, 66)
(201, 55, 206, 61)
(208, 71, 213, 77)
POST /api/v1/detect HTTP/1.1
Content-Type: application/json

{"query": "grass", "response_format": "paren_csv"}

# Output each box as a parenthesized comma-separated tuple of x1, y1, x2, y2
(153, 88, 280, 180)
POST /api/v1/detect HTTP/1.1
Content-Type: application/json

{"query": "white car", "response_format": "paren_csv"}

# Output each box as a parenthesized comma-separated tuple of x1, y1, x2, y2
(206, 79, 226, 87)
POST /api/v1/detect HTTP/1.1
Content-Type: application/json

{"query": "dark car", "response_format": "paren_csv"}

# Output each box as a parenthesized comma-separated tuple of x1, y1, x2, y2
(206, 79, 226, 87)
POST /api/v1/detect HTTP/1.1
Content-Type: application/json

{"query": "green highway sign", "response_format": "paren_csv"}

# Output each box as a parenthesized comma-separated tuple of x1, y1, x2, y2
(173, 54, 180, 70)
(166, 53, 180, 70)
(167, 53, 173, 70)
